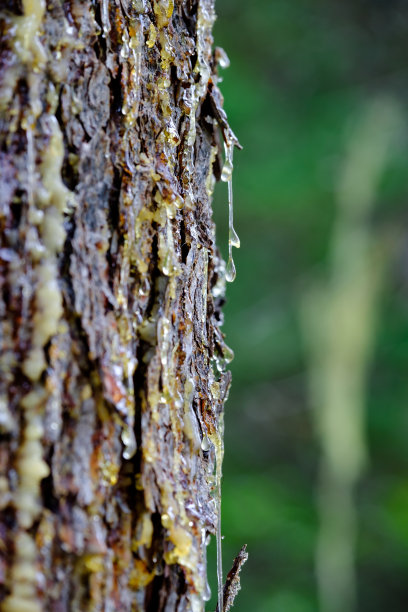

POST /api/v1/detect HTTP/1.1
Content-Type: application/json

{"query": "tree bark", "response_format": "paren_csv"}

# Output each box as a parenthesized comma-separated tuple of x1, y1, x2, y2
(0, 1, 237, 610)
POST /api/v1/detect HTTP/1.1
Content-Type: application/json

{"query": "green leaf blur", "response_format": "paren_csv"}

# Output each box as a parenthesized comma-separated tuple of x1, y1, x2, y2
(208, 1, 408, 611)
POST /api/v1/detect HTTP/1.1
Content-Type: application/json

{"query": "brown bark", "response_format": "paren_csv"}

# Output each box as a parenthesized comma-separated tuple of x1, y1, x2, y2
(0, 1, 237, 610)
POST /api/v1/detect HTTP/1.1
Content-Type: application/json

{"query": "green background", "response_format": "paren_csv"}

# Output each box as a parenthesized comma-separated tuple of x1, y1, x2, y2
(207, 1, 408, 610)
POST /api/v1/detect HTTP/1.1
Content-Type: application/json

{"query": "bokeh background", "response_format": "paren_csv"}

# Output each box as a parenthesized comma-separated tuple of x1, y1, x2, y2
(207, 1, 408, 611)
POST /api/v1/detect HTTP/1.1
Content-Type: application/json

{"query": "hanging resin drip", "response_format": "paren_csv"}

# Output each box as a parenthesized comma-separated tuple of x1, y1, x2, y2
(209, 427, 225, 612)
(202, 528, 212, 603)
(221, 142, 240, 283)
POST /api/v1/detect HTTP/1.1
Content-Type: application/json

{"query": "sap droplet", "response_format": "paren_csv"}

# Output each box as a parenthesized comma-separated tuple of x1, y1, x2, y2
(201, 435, 210, 452)
(121, 426, 137, 460)
(132, 0, 146, 11)
(120, 31, 130, 59)
(212, 344, 234, 373)
(222, 344, 234, 364)
(221, 157, 233, 183)
(226, 256, 236, 283)
(146, 22, 157, 48)
(161, 513, 171, 529)
(215, 47, 230, 69)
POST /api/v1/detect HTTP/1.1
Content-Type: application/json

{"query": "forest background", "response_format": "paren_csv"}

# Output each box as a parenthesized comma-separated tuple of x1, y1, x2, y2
(210, 0, 408, 610)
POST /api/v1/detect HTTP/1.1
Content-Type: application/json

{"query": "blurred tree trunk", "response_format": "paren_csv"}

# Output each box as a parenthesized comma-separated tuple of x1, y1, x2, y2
(0, 1, 235, 610)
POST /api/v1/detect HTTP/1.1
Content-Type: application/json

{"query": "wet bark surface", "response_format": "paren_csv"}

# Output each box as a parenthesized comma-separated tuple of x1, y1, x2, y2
(0, 1, 237, 610)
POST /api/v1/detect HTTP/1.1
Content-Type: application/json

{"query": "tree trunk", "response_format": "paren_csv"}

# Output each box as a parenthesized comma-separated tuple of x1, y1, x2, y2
(0, 1, 237, 610)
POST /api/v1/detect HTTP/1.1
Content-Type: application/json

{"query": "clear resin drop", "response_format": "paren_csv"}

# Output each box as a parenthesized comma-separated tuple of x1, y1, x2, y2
(221, 142, 240, 283)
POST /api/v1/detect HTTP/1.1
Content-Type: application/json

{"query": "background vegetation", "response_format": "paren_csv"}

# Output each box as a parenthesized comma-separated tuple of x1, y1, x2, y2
(208, 1, 408, 610)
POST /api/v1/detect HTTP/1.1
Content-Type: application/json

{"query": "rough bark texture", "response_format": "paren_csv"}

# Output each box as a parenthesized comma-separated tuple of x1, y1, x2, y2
(0, 1, 237, 610)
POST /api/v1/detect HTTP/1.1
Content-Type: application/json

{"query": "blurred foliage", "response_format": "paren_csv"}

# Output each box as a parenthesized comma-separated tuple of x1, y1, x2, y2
(207, 0, 408, 610)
